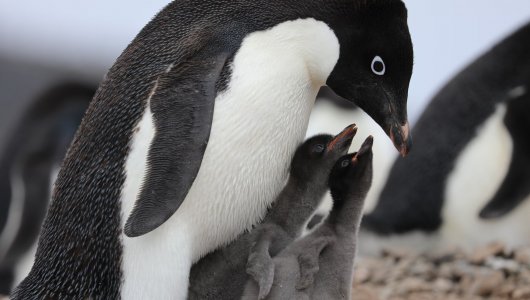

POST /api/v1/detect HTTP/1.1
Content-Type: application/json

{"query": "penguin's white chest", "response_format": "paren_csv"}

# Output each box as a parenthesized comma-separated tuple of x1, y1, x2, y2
(120, 18, 340, 299)
(181, 50, 321, 255)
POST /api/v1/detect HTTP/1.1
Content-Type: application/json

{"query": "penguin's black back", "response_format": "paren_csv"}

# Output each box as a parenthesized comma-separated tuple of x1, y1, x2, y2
(364, 23, 530, 234)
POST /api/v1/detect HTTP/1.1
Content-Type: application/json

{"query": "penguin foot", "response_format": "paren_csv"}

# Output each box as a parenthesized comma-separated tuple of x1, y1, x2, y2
(246, 251, 275, 299)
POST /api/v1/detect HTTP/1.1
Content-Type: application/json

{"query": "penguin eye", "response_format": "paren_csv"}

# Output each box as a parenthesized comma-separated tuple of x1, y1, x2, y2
(313, 144, 325, 153)
(371, 56, 385, 75)
(341, 159, 350, 168)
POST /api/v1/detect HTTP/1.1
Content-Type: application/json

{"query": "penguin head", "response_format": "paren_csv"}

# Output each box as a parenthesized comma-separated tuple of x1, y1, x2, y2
(290, 124, 357, 182)
(325, 0, 413, 156)
(329, 136, 374, 204)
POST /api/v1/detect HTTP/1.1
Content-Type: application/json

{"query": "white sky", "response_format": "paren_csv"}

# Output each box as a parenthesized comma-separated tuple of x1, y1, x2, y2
(0, 0, 529, 123)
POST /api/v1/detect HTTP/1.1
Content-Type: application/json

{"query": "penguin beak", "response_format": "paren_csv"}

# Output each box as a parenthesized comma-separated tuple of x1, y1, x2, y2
(352, 135, 374, 162)
(380, 87, 412, 157)
(327, 124, 357, 152)
(324, 81, 412, 156)
(389, 121, 412, 157)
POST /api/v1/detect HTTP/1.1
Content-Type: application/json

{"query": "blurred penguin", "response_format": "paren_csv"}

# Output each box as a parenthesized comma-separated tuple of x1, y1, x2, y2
(361, 22, 530, 253)
(0, 83, 93, 293)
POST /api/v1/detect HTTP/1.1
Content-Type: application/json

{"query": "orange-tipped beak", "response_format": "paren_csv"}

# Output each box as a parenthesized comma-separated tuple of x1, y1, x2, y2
(390, 122, 412, 157)
(352, 135, 374, 162)
(327, 124, 358, 152)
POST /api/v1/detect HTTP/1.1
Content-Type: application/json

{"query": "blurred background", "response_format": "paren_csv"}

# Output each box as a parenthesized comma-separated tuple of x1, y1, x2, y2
(1, 0, 529, 126)
(1, 0, 529, 298)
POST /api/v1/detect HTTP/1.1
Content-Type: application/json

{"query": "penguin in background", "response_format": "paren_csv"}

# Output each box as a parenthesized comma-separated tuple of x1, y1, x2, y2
(0, 83, 93, 294)
(13, 1, 414, 299)
(361, 22, 530, 253)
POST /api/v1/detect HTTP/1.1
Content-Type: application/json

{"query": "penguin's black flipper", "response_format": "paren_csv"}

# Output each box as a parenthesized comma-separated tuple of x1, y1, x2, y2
(479, 155, 530, 219)
(480, 91, 530, 219)
(124, 52, 230, 237)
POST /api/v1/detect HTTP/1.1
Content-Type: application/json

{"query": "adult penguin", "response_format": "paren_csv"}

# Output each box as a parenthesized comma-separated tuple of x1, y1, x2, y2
(14, 1, 414, 299)
(362, 22, 530, 252)
(0, 83, 93, 294)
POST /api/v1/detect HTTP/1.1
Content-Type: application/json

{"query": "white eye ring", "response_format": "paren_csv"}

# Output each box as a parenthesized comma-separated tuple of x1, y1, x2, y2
(371, 56, 385, 75)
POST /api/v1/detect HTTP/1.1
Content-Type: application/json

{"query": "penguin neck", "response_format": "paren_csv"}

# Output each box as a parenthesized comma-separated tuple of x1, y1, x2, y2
(264, 176, 327, 237)
(327, 188, 367, 233)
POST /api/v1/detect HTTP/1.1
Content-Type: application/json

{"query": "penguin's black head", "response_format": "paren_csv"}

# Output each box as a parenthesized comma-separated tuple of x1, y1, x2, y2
(290, 124, 357, 182)
(325, 0, 413, 156)
(329, 136, 374, 204)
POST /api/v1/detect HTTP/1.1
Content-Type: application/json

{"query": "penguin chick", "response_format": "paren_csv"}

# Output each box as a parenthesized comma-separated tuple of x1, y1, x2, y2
(188, 124, 357, 300)
(242, 136, 373, 300)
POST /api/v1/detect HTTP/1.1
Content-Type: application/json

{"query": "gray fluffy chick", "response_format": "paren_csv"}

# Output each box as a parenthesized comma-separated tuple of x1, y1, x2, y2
(242, 136, 373, 300)
(188, 125, 357, 300)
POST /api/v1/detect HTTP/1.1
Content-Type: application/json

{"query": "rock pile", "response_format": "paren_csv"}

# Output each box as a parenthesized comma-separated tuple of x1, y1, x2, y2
(353, 242, 530, 300)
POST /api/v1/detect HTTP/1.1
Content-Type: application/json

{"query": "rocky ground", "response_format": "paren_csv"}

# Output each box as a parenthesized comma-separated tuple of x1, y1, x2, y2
(352, 242, 530, 300)
(2, 242, 528, 299)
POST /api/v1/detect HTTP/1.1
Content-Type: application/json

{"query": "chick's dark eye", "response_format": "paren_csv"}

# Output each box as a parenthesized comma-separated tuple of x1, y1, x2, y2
(341, 159, 349, 168)
(313, 144, 325, 153)
(371, 56, 385, 75)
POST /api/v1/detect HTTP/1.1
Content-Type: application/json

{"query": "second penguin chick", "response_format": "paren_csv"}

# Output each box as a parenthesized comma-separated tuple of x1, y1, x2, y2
(188, 125, 357, 300)
(243, 136, 373, 300)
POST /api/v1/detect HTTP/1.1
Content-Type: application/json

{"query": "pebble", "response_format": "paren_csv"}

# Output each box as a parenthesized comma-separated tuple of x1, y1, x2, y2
(371, 265, 391, 285)
(437, 263, 454, 279)
(352, 285, 379, 300)
(485, 257, 520, 274)
(397, 278, 431, 295)
(512, 286, 530, 299)
(452, 261, 476, 278)
(469, 241, 506, 264)
(429, 246, 465, 264)
(459, 275, 474, 293)
(433, 278, 453, 293)
(497, 283, 517, 297)
(410, 260, 435, 279)
(520, 268, 530, 284)
(514, 247, 530, 265)
(382, 247, 413, 261)
(470, 270, 505, 297)
(354, 266, 372, 284)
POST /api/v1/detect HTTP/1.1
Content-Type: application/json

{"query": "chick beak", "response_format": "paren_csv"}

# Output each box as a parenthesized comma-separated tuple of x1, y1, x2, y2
(352, 135, 374, 162)
(327, 124, 358, 152)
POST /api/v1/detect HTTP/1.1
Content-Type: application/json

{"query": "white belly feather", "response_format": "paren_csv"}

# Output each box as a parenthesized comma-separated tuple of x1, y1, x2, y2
(442, 103, 530, 249)
(120, 18, 340, 299)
